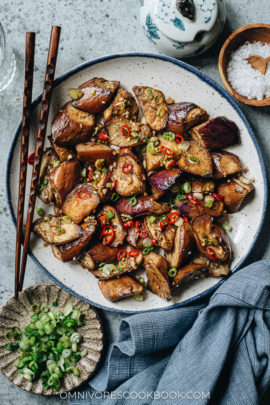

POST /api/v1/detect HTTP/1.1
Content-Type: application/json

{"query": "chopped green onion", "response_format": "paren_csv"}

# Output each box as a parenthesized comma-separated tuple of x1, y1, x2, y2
(102, 167, 108, 173)
(36, 207, 44, 217)
(40, 306, 49, 313)
(128, 196, 137, 207)
(162, 132, 175, 141)
(53, 160, 61, 168)
(105, 211, 115, 220)
(149, 216, 156, 223)
(43, 216, 50, 222)
(183, 182, 191, 194)
(99, 263, 106, 268)
(38, 184, 45, 192)
(146, 142, 156, 154)
(6, 342, 20, 351)
(52, 301, 58, 307)
(134, 295, 143, 302)
(106, 182, 112, 188)
(31, 304, 40, 313)
(203, 171, 210, 176)
(92, 127, 98, 136)
(44, 179, 49, 186)
(63, 304, 73, 317)
(15, 358, 23, 368)
(145, 88, 153, 100)
(81, 168, 87, 178)
(154, 94, 163, 104)
(111, 193, 121, 202)
(116, 266, 122, 273)
(187, 156, 200, 163)
(168, 268, 177, 277)
(157, 107, 166, 118)
(160, 214, 167, 220)
(202, 238, 218, 247)
(205, 201, 213, 208)
(222, 222, 232, 232)
(142, 247, 154, 255)
(62, 349, 71, 359)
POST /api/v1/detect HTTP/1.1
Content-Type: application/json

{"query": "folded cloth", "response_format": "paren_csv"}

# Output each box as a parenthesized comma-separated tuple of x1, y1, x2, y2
(70, 260, 270, 405)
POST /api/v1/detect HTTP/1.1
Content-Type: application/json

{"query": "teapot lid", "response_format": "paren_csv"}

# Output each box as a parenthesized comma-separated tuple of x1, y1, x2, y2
(152, 0, 218, 42)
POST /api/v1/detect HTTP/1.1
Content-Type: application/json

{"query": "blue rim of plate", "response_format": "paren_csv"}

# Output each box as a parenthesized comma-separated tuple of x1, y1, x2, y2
(5, 52, 268, 314)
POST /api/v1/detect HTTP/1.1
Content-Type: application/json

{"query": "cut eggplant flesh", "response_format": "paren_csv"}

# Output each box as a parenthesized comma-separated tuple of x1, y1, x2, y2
(212, 151, 242, 180)
(99, 275, 143, 302)
(177, 140, 213, 177)
(144, 252, 171, 301)
(33, 215, 83, 245)
(103, 88, 139, 124)
(217, 175, 254, 213)
(166, 223, 195, 268)
(166, 102, 209, 136)
(106, 118, 152, 147)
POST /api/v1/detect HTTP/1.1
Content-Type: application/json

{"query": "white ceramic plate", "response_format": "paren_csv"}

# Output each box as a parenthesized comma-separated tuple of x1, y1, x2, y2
(6, 53, 267, 314)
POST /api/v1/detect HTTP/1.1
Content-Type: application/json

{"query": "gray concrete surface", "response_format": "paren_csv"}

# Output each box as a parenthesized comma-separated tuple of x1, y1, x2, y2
(0, 0, 269, 403)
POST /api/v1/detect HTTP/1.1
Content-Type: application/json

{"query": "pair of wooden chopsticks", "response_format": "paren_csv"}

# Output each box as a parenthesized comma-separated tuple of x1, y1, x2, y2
(15, 26, 61, 299)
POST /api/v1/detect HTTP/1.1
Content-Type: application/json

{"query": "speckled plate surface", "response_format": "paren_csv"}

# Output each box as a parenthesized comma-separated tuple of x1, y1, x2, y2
(6, 53, 267, 314)
(0, 283, 103, 395)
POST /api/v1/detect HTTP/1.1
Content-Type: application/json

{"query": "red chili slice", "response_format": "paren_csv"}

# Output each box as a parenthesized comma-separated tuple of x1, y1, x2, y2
(124, 220, 135, 229)
(122, 163, 133, 174)
(98, 216, 107, 226)
(213, 193, 224, 202)
(160, 220, 171, 232)
(110, 180, 117, 190)
(88, 169, 95, 182)
(122, 125, 131, 138)
(175, 135, 185, 144)
(99, 132, 108, 142)
(167, 160, 176, 169)
(135, 221, 143, 232)
(166, 212, 180, 224)
(183, 217, 189, 223)
(128, 249, 139, 257)
(139, 229, 148, 238)
(207, 248, 217, 261)
(117, 249, 126, 260)
(27, 152, 35, 165)
(99, 225, 114, 245)
(151, 239, 157, 246)
(160, 146, 173, 156)
(187, 193, 198, 205)
(77, 189, 92, 200)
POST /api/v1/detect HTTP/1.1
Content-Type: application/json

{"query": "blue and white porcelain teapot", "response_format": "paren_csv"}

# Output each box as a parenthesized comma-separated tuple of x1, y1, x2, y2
(140, 0, 226, 58)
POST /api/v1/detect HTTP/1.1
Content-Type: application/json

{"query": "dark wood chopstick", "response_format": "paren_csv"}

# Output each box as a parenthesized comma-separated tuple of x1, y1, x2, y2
(15, 32, 36, 299)
(18, 26, 61, 293)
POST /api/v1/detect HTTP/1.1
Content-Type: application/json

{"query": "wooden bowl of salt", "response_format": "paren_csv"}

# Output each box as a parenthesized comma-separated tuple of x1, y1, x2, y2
(219, 23, 270, 107)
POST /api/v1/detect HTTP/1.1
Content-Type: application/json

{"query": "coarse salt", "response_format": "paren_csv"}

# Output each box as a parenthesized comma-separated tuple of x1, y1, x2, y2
(227, 41, 270, 100)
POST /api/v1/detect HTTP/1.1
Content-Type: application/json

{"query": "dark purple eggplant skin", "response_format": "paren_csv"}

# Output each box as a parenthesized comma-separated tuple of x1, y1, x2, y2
(175, 198, 224, 220)
(212, 150, 242, 180)
(191, 117, 240, 149)
(115, 196, 170, 218)
(149, 169, 182, 199)
(166, 102, 209, 136)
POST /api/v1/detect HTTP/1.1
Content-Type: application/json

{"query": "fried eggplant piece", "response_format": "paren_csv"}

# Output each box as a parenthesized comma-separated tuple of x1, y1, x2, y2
(106, 118, 152, 147)
(175, 198, 224, 220)
(111, 148, 146, 197)
(75, 141, 116, 167)
(96, 170, 114, 202)
(115, 196, 170, 218)
(98, 205, 127, 247)
(191, 214, 231, 263)
(149, 169, 182, 199)
(166, 223, 195, 268)
(166, 102, 209, 136)
(99, 275, 143, 302)
(49, 158, 81, 208)
(83, 244, 143, 280)
(171, 263, 208, 290)
(33, 215, 83, 245)
(191, 177, 215, 194)
(80, 243, 119, 271)
(37, 148, 58, 204)
(48, 135, 76, 162)
(144, 252, 171, 301)
(71, 78, 120, 114)
(133, 86, 169, 131)
(177, 140, 213, 177)
(51, 102, 95, 147)
(51, 222, 96, 262)
(126, 226, 144, 249)
(145, 134, 184, 174)
(212, 151, 242, 180)
(217, 175, 254, 213)
(190, 116, 240, 150)
(62, 184, 100, 224)
(103, 88, 139, 124)
(191, 253, 231, 277)
(144, 213, 176, 252)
